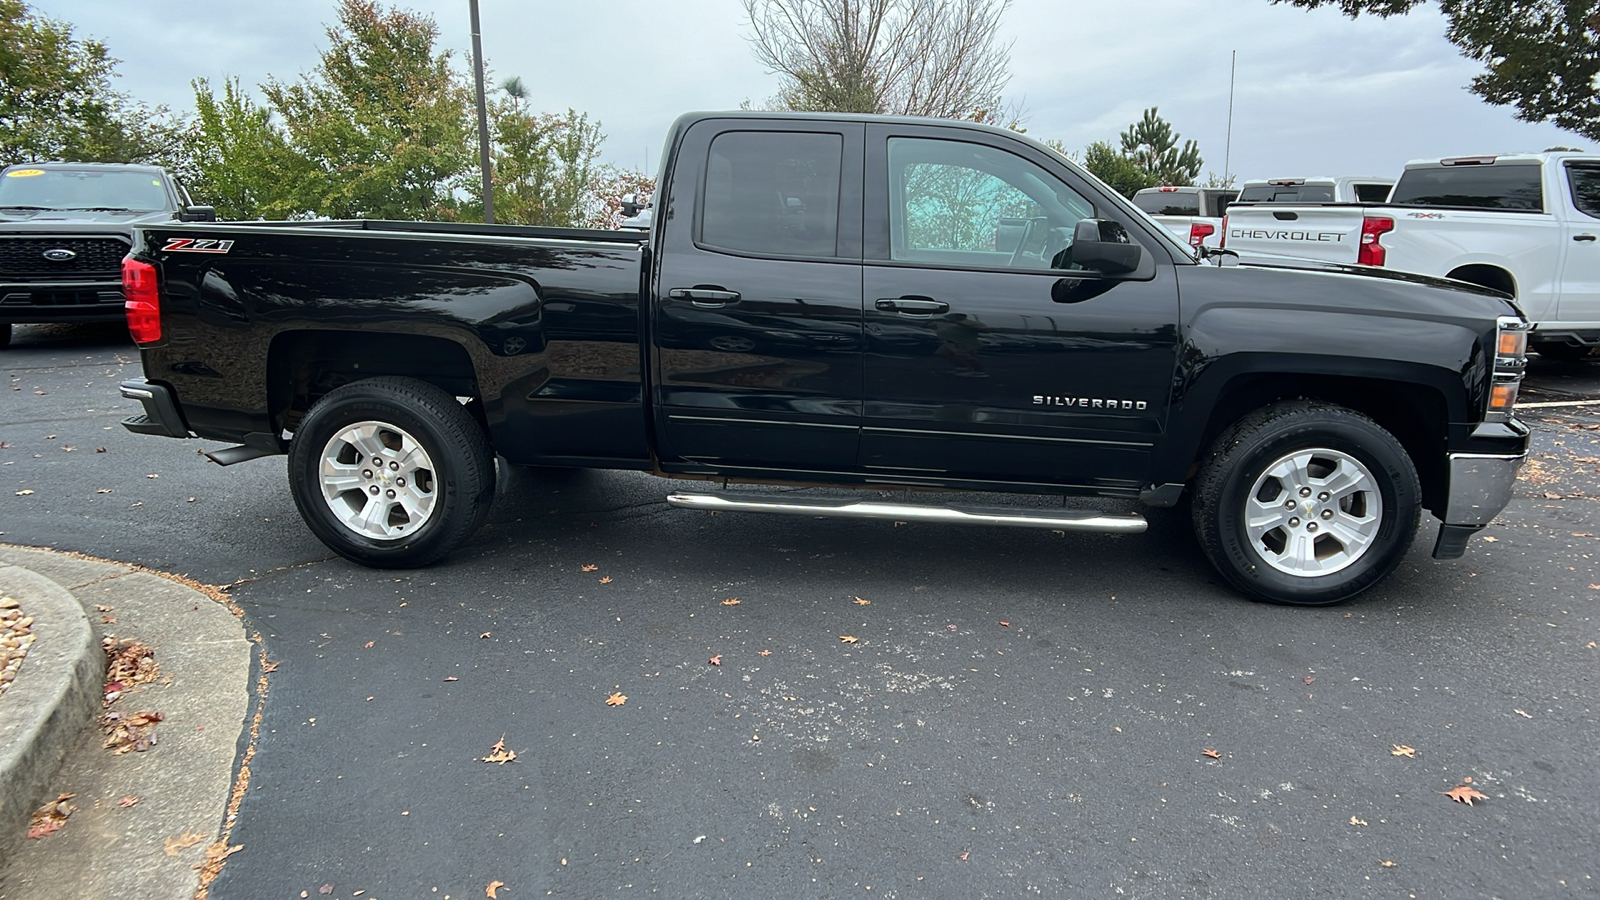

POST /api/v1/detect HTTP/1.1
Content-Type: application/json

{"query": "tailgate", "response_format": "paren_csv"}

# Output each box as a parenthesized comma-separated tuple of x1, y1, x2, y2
(1224, 205, 1364, 263)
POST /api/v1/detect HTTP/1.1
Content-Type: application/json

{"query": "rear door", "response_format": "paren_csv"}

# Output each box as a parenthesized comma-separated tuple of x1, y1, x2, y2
(652, 120, 865, 471)
(859, 123, 1181, 489)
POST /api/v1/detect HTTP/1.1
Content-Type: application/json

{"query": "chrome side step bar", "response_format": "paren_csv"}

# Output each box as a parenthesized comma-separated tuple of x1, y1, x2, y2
(666, 492, 1147, 534)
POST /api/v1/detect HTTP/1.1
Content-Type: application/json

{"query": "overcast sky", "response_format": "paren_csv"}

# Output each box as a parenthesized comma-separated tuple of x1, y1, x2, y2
(32, 0, 1588, 183)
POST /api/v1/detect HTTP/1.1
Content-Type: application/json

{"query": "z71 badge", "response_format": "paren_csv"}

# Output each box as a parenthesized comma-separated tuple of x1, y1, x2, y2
(162, 238, 235, 253)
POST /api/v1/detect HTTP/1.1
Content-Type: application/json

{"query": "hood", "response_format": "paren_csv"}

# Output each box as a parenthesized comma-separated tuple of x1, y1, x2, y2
(0, 208, 175, 226)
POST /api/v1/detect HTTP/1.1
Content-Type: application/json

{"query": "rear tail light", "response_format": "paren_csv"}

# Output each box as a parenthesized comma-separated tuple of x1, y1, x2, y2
(1486, 315, 1529, 422)
(1357, 216, 1394, 266)
(1188, 222, 1215, 247)
(1219, 215, 1228, 248)
(122, 257, 161, 345)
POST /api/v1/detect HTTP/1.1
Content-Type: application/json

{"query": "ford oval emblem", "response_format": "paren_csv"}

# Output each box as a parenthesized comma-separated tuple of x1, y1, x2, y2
(42, 248, 76, 262)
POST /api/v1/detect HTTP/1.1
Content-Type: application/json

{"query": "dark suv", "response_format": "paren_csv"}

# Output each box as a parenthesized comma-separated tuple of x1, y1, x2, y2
(0, 162, 214, 348)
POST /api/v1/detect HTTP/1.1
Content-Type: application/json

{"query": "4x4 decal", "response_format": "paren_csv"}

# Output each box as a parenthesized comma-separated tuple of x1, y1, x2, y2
(162, 237, 235, 253)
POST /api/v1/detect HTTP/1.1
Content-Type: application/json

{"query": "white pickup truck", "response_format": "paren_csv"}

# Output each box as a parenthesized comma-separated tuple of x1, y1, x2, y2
(1236, 175, 1394, 205)
(1131, 185, 1237, 249)
(1223, 152, 1600, 360)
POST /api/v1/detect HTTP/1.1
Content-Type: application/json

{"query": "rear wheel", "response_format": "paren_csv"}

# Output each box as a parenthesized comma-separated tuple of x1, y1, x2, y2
(288, 377, 495, 567)
(1192, 401, 1420, 606)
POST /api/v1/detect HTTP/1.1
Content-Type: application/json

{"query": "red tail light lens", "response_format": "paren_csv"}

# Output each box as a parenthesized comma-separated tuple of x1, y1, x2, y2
(1188, 222, 1216, 247)
(1219, 215, 1228, 248)
(1358, 216, 1394, 267)
(122, 257, 161, 345)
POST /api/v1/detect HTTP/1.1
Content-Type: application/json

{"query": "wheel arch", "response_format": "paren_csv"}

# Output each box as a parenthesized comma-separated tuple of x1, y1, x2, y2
(1445, 264, 1516, 298)
(1159, 356, 1460, 515)
(267, 329, 483, 436)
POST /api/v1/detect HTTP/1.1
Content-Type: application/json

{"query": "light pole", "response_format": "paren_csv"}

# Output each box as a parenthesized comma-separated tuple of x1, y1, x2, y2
(469, 0, 494, 223)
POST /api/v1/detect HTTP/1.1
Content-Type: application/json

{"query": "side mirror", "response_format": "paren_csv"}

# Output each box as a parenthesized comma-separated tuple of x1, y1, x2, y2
(1069, 219, 1142, 274)
(179, 206, 217, 222)
(619, 193, 652, 218)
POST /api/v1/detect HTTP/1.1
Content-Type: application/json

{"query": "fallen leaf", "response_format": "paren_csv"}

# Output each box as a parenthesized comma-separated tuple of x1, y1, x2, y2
(1350, 816, 1368, 826)
(480, 632, 491, 639)
(853, 597, 871, 606)
(96, 488, 112, 494)
(999, 621, 1010, 627)
(262, 660, 280, 673)
(581, 564, 598, 572)
(709, 655, 721, 666)
(96, 447, 107, 453)
(1514, 709, 1533, 719)
(1391, 744, 1416, 758)
(721, 598, 741, 606)
(839, 635, 858, 643)
(1380, 860, 1397, 868)
(1303, 676, 1316, 685)
(101, 615, 117, 624)
(487, 881, 505, 899)
(164, 831, 208, 855)
(26, 793, 74, 839)
(103, 709, 165, 754)
(61, 445, 75, 452)
(146, 473, 159, 479)
(958, 851, 969, 861)
(444, 676, 459, 682)
(1543, 492, 1564, 500)
(598, 576, 612, 584)
(482, 734, 517, 765)
(1202, 749, 1221, 759)
(759, 649, 771, 656)
(364, 641, 374, 648)
(319, 886, 334, 896)
(1444, 784, 1489, 805)
(15, 489, 34, 496)
(1482, 535, 1498, 542)
(606, 691, 627, 706)
(116, 796, 141, 808)
(1589, 585, 1600, 590)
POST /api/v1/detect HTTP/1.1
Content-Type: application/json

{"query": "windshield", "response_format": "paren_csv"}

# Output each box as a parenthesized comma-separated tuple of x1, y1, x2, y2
(1237, 184, 1336, 203)
(0, 168, 170, 211)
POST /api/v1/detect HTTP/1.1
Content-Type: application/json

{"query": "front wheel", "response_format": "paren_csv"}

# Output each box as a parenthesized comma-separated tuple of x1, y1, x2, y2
(288, 377, 495, 568)
(1191, 401, 1420, 606)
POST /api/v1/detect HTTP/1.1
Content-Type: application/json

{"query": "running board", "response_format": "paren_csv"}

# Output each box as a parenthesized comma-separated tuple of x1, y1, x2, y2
(666, 492, 1147, 534)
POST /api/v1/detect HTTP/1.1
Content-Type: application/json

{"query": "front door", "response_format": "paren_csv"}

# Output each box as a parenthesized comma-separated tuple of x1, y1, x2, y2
(860, 125, 1181, 490)
(653, 121, 865, 472)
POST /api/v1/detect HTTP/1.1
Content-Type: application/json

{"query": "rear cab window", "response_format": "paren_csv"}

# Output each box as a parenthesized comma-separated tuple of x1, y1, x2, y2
(1133, 190, 1200, 217)
(1389, 162, 1544, 211)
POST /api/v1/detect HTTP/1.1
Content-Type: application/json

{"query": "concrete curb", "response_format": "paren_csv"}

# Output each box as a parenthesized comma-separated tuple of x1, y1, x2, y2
(0, 563, 100, 843)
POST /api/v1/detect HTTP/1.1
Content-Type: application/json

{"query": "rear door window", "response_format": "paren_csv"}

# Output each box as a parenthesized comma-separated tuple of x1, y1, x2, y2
(1354, 182, 1392, 203)
(1389, 163, 1544, 211)
(700, 131, 843, 258)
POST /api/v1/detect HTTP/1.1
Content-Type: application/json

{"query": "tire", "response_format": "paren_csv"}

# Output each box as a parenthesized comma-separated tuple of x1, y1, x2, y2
(288, 377, 495, 568)
(1191, 400, 1420, 606)
(1532, 341, 1593, 362)
(0, 324, 11, 349)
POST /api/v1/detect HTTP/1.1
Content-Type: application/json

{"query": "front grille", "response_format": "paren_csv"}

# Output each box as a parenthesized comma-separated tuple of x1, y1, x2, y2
(0, 236, 131, 277)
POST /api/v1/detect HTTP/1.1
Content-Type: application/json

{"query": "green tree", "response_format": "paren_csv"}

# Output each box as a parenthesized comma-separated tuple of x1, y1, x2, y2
(1274, 0, 1600, 141)
(1063, 139, 1161, 198)
(179, 78, 302, 220)
(743, 0, 1017, 120)
(460, 78, 653, 229)
(0, 0, 180, 163)
(1119, 107, 1203, 186)
(260, 0, 472, 218)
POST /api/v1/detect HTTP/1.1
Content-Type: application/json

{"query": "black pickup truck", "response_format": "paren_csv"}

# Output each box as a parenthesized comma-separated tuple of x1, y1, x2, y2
(117, 112, 1529, 605)
(0, 161, 214, 348)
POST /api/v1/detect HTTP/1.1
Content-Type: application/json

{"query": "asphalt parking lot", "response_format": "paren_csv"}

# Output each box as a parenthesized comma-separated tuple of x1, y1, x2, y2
(2, 322, 1597, 899)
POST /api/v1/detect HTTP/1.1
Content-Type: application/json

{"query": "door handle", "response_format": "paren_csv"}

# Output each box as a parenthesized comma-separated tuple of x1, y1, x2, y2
(668, 287, 741, 307)
(1272, 211, 1299, 221)
(875, 297, 950, 316)
(1575, 234, 1598, 242)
